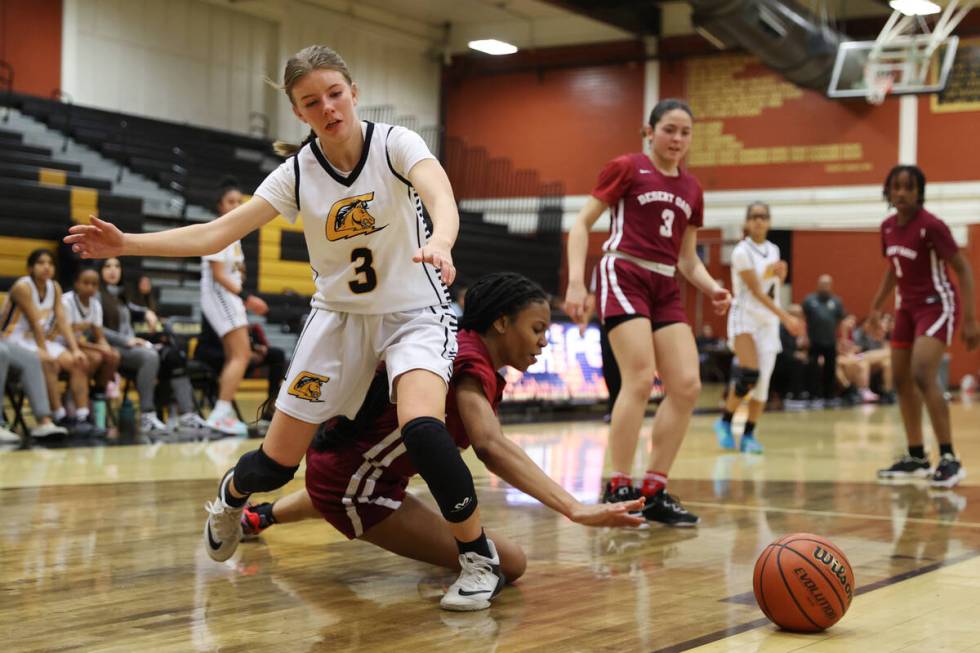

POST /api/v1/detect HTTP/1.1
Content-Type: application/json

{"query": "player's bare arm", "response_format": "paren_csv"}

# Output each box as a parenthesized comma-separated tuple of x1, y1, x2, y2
(11, 281, 50, 353)
(678, 225, 731, 314)
(65, 197, 278, 259)
(408, 158, 458, 286)
(949, 252, 978, 349)
(564, 196, 608, 322)
(458, 376, 645, 528)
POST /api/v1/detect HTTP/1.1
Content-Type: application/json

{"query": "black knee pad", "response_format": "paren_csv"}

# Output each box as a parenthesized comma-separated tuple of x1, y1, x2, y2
(233, 446, 298, 494)
(401, 416, 478, 523)
(733, 367, 760, 398)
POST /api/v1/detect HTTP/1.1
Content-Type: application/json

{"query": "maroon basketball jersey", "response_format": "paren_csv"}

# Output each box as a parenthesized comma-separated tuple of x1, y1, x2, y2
(343, 330, 504, 478)
(592, 153, 704, 266)
(880, 208, 960, 308)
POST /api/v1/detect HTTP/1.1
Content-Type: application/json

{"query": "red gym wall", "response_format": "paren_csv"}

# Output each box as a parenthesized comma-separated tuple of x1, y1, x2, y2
(0, 0, 62, 97)
(658, 53, 899, 191)
(444, 41, 646, 196)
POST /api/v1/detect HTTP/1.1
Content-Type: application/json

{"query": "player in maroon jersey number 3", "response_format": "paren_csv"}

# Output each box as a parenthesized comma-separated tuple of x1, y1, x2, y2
(564, 99, 731, 526)
(871, 165, 979, 488)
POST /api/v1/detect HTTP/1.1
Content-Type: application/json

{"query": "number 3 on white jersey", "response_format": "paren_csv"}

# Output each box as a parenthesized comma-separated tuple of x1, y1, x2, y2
(660, 208, 674, 237)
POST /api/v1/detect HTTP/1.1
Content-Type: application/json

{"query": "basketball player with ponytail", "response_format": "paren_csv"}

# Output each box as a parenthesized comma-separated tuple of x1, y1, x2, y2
(237, 273, 644, 607)
(564, 99, 731, 526)
(67, 45, 500, 610)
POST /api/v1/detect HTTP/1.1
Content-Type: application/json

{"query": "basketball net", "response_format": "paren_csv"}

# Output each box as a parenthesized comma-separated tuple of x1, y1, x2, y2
(864, 66, 895, 105)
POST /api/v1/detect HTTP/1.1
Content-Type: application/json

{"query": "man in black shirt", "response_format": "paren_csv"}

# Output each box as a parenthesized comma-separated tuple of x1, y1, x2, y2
(802, 275, 845, 405)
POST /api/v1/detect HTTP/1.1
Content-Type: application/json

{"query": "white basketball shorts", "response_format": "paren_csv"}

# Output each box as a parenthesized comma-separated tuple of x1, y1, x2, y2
(275, 304, 457, 424)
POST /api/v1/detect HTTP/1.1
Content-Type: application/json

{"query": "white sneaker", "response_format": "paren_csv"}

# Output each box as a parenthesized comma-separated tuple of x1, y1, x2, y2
(179, 413, 213, 431)
(203, 472, 244, 562)
(440, 539, 505, 611)
(206, 413, 248, 437)
(0, 424, 21, 444)
(30, 422, 69, 438)
(140, 412, 171, 435)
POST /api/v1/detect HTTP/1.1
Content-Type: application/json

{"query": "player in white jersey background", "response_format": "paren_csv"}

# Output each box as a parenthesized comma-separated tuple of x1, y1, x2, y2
(714, 203, 802, 454)
(200, 177, 269, 437)
(67, 45, 503, 611)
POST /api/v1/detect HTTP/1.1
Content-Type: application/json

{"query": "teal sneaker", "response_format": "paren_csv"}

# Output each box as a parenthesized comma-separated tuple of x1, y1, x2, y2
(740, 435, 764, 454)
(714, 418, 735, 450)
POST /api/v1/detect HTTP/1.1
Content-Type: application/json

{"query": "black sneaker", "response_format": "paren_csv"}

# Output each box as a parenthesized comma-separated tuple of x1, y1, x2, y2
(930, 454, 966, 488)
(877, 391, 897, 405)
(877, 455, 932, 481)
(602, 482, 642, 504)
(641, 489, 700, 527)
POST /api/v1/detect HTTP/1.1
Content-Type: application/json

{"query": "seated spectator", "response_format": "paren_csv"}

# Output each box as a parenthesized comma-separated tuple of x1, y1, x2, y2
(0, 340, 68, 441)
(2, 249, 94, 435)
(99, 257, 210, 436)
(59, 266, 120, 408)
(837, 314, 893, 404)
(852, 314, 895, 403)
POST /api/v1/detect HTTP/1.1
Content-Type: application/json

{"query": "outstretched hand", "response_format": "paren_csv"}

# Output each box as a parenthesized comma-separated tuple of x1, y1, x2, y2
(64, 216, 125, 259)
(413, 237, 456, 286)
(569, 499, 646, 528)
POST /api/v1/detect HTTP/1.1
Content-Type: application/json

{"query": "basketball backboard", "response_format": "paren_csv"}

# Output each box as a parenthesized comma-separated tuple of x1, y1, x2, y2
(827, 0, 975, 104)
(827, 36, 960, 100)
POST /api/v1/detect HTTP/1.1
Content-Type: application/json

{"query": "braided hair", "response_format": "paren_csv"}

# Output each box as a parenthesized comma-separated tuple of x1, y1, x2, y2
(459, 272, 549, 333)
(883, 164, 926, 206)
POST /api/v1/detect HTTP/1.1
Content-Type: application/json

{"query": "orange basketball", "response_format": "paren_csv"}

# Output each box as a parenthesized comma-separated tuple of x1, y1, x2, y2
(753, 533, 855, 632)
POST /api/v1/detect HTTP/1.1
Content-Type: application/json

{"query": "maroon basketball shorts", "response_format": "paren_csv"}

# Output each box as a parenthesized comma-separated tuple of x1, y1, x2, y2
(891, 299, 959, 348)
(596, 254, 686, 326)
(304, 436, 409, 540)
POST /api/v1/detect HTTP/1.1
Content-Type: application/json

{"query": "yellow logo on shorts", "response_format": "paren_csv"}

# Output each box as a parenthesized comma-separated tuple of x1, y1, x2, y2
(326, 192, 387, 241)
(287, 371, 329, 402)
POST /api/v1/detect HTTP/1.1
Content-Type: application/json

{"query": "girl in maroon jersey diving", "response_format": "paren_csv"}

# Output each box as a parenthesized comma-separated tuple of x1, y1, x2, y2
(239, 273, 644, 610)
(871, 165, 979, 488)
(563, 99, 731, 526)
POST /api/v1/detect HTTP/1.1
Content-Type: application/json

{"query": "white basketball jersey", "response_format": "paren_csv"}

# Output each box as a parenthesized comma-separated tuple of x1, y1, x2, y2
(730, 238, 781, 327)
(202, 241, 244, 293)
(254, 121, 450, 314)
(2, 276, 56, 341)
(60, 290, 103, 342)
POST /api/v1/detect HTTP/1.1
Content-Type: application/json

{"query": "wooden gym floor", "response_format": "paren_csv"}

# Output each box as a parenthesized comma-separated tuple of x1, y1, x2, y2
(2, 398, 979, 652)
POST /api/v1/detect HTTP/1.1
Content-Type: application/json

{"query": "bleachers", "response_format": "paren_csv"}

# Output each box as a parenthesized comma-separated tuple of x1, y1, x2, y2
(5, 93, 275, 210)
(1, 92, 565, 311)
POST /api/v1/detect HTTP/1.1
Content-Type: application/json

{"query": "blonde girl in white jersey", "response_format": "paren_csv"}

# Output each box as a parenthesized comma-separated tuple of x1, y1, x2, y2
(200, 178, 269, 437)
(714, 203, 802, 453)
(0, 249, 92, 434)
(67, 45, 503, 611)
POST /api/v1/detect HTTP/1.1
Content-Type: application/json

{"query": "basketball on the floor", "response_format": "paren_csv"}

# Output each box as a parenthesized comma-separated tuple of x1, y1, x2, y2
(753, 533, 855, 632)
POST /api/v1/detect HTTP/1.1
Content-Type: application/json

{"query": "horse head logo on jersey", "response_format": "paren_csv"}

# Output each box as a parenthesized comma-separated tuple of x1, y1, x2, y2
(287, 371, 330, 402)
(325, 192, 388, 241)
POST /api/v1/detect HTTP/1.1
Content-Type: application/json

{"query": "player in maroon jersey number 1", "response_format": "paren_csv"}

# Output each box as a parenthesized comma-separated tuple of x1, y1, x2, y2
(564, 99, 731, 526)
(870, 165, 979, 488)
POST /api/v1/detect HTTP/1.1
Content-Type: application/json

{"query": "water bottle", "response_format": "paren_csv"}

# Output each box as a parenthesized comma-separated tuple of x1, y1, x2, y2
(92, 394, 107, 430)
(118, 398, 137, 439)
